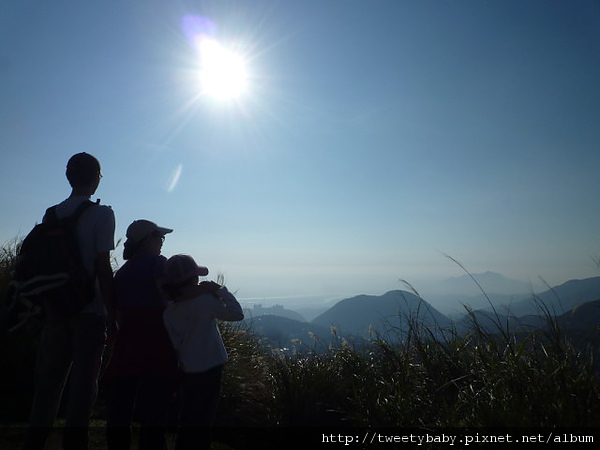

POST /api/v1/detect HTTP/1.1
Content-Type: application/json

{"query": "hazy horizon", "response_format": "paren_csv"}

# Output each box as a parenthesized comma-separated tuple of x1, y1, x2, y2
(236, 268, 599, 312)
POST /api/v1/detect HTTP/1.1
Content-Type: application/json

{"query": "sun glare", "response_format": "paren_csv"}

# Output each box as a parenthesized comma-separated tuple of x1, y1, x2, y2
(197, 38, 248, 100)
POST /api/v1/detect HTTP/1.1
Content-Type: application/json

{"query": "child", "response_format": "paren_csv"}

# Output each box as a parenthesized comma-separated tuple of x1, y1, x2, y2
(162, 254, 244, 450)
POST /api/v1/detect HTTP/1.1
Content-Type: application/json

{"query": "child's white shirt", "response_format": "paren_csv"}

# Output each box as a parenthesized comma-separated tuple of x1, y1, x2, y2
(163, 287, 243, 373)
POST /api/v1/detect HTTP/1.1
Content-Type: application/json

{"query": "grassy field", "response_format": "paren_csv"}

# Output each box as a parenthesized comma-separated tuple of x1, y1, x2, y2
(1, 238, 599, 449)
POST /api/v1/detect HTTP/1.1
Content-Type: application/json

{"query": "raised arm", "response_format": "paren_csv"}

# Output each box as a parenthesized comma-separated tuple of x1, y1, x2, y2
(212, 286, 244, 322)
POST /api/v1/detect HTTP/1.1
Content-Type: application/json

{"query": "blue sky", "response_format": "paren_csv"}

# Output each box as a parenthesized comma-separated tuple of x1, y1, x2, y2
(1, 0, 599, 305)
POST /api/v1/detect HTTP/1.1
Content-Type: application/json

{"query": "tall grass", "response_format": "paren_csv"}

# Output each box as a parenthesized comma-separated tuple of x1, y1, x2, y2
(252, 306, 599, 428)
(1, 239, 599, 431)
(0, 238, 38, 422)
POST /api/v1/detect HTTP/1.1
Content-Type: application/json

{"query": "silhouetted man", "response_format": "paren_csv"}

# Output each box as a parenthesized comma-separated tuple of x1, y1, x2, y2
(24, 153, 116, 450)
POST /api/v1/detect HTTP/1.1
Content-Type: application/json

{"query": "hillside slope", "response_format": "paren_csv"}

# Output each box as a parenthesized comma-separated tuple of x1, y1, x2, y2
(311, 290, 451, 338)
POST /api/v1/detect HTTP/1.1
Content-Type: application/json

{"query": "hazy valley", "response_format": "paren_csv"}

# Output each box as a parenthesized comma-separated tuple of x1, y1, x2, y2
(241, 273, 600, 351)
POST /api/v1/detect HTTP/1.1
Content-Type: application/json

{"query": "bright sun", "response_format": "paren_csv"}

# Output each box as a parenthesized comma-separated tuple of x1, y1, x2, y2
(198, 38, 248, 100)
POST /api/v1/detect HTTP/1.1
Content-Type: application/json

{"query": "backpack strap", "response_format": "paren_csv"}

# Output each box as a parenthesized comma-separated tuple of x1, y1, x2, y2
(44, 199, 99, 224)
(69, 199, 99, 223)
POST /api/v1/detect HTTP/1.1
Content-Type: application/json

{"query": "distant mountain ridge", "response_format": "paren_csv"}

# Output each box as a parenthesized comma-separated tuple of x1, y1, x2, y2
(507, 276, 600, 316)
(434, 276, 600, 335)
(431, 271, 542, 296)
(425, 273, 599, 316)
(242, 276, 600, 351)
(451, 276, 600, 318)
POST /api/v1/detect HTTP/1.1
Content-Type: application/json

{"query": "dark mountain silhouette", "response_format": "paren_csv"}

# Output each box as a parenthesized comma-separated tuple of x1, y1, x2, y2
(505, 276, 600, 316)
(451, 297, 600, 365)
(311, 290, 451, 339)
(452, 309, 538, 335)
(556, 298, 600, 331)
(453, 277, 600, 334)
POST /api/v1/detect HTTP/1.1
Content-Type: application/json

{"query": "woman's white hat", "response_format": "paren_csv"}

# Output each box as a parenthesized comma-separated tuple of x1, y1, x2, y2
(126, 219, 173, 243)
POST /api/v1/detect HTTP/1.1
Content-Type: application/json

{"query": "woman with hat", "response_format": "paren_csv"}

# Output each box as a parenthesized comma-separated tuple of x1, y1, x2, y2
(104, 220, 178, 450)
(162, 254, 244, 450)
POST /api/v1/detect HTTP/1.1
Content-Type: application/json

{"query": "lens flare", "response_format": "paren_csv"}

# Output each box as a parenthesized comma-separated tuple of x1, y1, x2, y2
(167, 163, 183, 193)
